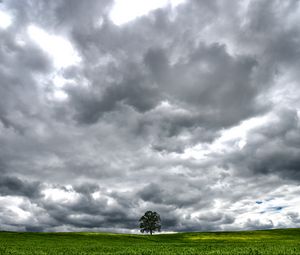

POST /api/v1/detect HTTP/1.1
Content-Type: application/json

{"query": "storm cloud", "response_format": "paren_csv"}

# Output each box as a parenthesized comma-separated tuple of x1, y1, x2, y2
(0, 0, 300, 233)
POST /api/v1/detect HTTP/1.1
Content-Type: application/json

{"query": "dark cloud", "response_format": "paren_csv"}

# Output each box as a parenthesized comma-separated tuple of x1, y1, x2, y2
(0, 176, 41, 198)
(139, 183, 164, 204)
(0, 0, 300, 232)
(287, 212, 300, 224)
(243, 219, 274, 230)
(143, 43, 263, 129)
(66, 69, 160, 124)
(225, 109, 300, 181)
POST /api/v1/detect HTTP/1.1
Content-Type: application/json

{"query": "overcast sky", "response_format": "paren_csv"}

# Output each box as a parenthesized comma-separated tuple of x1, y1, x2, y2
(0, 0, 300, 233)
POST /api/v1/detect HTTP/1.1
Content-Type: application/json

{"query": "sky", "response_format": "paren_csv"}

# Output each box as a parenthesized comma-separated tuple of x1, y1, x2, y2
(0, 0, 300, 233)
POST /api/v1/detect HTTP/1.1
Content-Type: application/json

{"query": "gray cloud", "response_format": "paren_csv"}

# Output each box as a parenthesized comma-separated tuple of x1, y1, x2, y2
(0, 175, 41, 198)
(228, 108, 300, 181)
(0, 0, 300, 233)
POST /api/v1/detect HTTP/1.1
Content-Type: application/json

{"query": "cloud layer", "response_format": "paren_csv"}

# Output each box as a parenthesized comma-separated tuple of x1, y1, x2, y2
(0, 0, 300, 232)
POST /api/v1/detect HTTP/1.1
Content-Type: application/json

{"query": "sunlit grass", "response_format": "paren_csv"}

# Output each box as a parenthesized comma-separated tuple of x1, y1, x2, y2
(0, 228, 300, 254)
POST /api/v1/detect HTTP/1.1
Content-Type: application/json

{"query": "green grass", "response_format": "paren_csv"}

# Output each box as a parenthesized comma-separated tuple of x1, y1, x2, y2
(0, 228, 300, 254)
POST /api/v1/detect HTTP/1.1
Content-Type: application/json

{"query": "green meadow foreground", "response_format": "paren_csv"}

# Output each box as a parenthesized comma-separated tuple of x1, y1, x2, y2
(0, 229, 300, 254)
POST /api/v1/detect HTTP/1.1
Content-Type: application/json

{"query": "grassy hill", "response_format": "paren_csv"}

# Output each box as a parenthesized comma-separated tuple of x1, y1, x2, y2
(0, 228, 300, 254)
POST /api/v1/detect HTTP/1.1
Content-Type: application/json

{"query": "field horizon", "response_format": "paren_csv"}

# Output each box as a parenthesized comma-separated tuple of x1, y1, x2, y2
(1, 226, 300, 234)
(1, 227, 299, 254)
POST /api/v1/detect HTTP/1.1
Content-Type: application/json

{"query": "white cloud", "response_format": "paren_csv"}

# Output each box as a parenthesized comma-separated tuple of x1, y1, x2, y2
(42, 187, 80, 204)
(182, 115, 270, 160)
(110, 0, 186, 25)
(0, 9, 12, 29)
(232, 185, 300, 229)
(0, 196, 31, 223)
(27, 25, 81, 69)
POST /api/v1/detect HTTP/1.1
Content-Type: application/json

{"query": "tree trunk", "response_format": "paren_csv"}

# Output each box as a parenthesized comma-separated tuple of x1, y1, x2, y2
(150, 230, 152, 235)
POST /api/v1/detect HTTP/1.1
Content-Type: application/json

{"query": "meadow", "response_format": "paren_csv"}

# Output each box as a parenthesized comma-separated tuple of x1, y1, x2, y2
(0, 228, 299, 254)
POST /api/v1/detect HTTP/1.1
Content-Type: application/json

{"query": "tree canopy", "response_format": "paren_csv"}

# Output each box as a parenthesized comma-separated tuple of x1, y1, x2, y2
(139, 211, 161, 235)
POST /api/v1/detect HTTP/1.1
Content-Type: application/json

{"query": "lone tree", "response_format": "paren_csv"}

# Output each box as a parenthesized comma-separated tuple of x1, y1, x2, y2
(139, 211, 161, 235)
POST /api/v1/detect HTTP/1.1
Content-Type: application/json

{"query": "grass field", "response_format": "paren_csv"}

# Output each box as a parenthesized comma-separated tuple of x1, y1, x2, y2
(0, 228, 300, 254)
